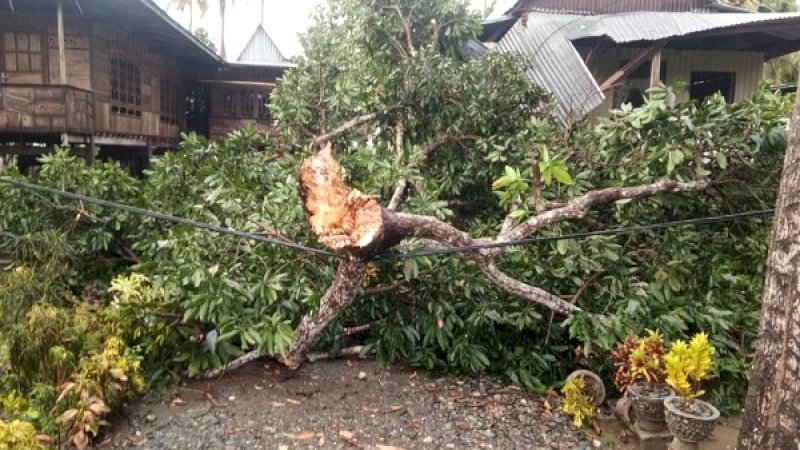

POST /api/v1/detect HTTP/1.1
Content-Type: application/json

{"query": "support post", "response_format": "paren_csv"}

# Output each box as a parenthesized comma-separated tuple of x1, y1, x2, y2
(649, 49, 662, 88)
(85, 136, 96, 165)
(57, 0, 67, 85)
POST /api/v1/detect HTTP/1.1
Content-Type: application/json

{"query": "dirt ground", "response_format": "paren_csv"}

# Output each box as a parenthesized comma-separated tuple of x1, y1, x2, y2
(101, 357, 740, 450)
(102, 358, 603, 450)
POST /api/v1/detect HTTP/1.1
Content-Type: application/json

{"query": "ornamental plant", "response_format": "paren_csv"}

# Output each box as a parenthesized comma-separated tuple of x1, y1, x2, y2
(562, 376, 596, 428)
(0, 419, 47, 450)
(665, 333, 715, 409)
(611, 330, 667, 392)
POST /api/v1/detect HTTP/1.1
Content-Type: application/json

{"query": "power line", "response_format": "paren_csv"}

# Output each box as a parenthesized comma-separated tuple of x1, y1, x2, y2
(0, 177, 775, 262)
(0, 177, 344, 259)
(374, 209, 776, 260)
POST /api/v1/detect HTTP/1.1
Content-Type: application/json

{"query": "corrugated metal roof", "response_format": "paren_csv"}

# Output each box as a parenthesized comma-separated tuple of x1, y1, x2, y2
(507, 0, 712, 15)
(561, 11, 800, 42)
(497, 14, 604, 121)
(237, 25, 287, 66)
(496, 11, 800, 121)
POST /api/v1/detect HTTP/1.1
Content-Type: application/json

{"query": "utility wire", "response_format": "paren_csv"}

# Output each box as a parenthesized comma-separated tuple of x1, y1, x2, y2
(0, 177, 344, 259)
(0, 177, 775, 262)
(374, 209, 776, 260)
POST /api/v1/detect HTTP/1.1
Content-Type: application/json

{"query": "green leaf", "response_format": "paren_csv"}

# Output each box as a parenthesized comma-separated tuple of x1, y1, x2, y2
(551, 166, 573, 185)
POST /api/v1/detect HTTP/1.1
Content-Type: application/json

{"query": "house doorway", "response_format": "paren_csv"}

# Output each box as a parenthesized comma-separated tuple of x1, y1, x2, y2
(690, 71, 736, 103)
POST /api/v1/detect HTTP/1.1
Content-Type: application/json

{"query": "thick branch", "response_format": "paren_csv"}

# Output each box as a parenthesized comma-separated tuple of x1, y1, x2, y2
(311, 112, 382, 146)
(499, 179, 712, 243)
(479, 260, 580, 315)
(282, 259, 367, 369)
(421, 133, 481, 156)
(388, 120, 407, 210)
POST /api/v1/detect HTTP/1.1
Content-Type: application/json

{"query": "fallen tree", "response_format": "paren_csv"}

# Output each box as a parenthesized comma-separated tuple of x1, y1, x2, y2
(280, 143, 712, 367)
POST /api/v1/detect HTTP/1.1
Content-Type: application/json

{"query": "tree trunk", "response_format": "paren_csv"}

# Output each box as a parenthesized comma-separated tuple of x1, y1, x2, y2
(736, 87, 800, 450)
(219, 1, 226, 59)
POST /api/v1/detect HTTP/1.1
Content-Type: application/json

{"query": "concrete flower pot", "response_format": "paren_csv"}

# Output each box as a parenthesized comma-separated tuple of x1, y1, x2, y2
(628, 382, 673, 432)
(664, 396, 720, 450)
(566, 370, 606, 406)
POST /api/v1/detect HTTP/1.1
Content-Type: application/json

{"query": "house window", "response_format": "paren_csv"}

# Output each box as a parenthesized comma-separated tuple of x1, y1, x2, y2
(257, 93, 270, 120)
(224, 90, 237, 116)
(3, 32, 43, 73)
(160, 78, 181, 125)
(613, 59, 667, 108)
(239, 90, 254, 117)
(110, 56, 141, 116)
(690, 71, 735, 104)
(220, 88, 271, 119)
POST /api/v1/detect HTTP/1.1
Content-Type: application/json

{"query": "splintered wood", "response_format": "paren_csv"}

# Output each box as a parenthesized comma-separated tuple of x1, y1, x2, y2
(299, 144, 384, 255)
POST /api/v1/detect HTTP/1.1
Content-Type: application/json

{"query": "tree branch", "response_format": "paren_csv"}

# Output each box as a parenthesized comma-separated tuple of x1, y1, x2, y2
(311, 111, 382, 147)
(388, 120, 407, 210)
(421, 133, 481, 155)
(478, 260, 581, 315)
(499, 179, 713, 243)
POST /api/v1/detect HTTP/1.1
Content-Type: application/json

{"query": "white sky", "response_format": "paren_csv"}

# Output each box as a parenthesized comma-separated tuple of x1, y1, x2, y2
(156, 0, 517, 59)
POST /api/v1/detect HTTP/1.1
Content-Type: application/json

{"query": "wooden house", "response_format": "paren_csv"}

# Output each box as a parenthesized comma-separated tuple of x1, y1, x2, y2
(482, 0, 800, 121)
(0, 0, 290, 173)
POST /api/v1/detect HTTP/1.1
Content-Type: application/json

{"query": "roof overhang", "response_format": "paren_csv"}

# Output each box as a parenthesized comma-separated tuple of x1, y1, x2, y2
(0, 0, 223, 66)
(496, 11, 800, 121)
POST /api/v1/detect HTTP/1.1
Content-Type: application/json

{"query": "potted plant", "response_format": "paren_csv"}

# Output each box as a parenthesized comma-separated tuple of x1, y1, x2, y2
(562, 374, 597, 428)
(612, 330, 673, 432)
(663, 333, 719, 450)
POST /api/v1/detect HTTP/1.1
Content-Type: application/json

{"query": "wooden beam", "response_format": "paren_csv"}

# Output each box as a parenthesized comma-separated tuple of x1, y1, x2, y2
(649, 49, 662, 88)
(57, 0, 67, 85)
(599, 42, 665, 92)
(93, 135, 147, 146)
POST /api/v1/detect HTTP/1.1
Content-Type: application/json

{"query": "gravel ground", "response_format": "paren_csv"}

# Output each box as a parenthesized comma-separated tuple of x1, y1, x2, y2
(102, 358, 607, 450)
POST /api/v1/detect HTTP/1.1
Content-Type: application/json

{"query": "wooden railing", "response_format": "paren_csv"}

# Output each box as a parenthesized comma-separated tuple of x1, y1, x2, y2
(0, 84, 94, 134)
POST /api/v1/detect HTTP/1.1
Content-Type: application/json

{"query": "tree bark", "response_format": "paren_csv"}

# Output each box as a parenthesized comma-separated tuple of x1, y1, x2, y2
(736, 88, 800, 450)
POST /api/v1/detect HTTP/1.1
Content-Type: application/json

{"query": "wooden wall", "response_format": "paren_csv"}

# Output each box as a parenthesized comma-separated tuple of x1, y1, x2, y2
(91, 22, 184, 140)
(1, 12, 185, 142)
(583, 46, 765, 118)
(208, 84, 273, 140)
(0, 84, 92, 133)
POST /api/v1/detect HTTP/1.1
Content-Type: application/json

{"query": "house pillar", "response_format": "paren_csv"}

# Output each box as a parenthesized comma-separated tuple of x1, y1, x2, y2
(649, 49, 662, 88)
(56, 0, 67, 85)
(85, 136, 97, 165)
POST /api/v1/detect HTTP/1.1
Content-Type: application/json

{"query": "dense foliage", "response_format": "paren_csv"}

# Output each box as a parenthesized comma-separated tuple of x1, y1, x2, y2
(0, 0, 794, 445)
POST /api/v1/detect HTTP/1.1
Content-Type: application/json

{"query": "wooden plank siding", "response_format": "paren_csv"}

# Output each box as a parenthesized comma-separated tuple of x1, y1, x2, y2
(0, 84, 92, 133)
(582, 46, 765, 118)
(1, 11, 185, 143)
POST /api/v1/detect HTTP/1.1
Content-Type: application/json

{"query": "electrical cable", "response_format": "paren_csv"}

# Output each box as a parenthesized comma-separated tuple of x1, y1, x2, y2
(0, 177, 344, 259)
(0, 177, 774, 262)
